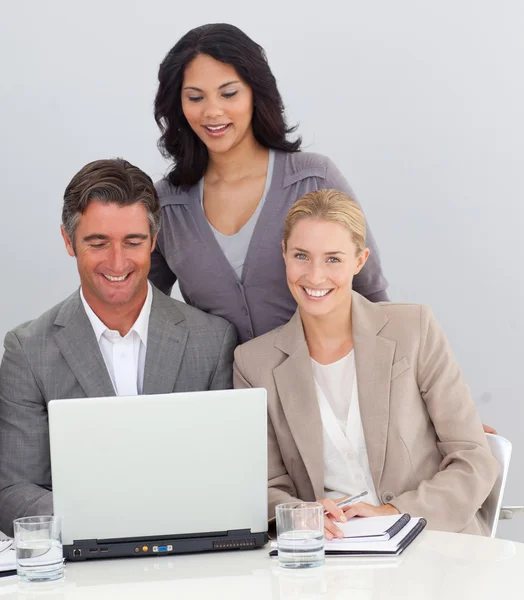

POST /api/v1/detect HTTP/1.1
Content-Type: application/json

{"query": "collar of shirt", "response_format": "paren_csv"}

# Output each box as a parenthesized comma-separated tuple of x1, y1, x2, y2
(80, 282, 153, 347)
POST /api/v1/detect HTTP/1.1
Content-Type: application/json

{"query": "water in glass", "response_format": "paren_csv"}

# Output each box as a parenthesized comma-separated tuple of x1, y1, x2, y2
(16, 538, 64, 582)
(277, 529, 324, 568)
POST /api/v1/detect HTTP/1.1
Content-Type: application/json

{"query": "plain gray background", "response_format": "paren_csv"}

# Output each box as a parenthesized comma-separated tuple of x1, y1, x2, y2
(1, 1, 522, 541)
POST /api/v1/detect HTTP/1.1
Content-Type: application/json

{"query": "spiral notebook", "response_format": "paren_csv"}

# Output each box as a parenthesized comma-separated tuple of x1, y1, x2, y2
(324, 516, 426, 556)
(270, 515, 427, 558)
(0, 541, 16, 578)
(334, 513, 412, 542)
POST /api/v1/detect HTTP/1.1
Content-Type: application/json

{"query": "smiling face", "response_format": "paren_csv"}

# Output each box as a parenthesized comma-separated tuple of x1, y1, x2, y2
(283, 218, 369, 319)
(181, 53, 255, 156)
(61, 200, 156, 319)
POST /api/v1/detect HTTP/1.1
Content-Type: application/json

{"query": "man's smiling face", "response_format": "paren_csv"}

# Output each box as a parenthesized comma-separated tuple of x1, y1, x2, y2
(61, 200, 156, 313)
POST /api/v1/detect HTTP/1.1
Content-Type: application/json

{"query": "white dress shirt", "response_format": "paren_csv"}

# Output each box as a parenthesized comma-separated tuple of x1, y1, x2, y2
(80, 282, 153, 396)
(311, 351, 380, 506)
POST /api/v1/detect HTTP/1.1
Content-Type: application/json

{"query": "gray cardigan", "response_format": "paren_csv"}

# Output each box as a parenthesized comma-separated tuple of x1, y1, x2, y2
(150, 151, 388, 343)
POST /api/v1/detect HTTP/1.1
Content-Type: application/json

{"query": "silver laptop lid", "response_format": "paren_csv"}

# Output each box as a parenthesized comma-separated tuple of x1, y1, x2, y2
(48, 389, 267, 545)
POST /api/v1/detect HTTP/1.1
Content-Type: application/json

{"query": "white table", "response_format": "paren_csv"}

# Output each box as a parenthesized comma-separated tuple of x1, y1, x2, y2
(1, 530, 523, 599)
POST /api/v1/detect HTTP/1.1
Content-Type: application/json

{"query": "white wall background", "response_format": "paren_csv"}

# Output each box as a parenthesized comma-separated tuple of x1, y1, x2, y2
(1, 1, 522, 541)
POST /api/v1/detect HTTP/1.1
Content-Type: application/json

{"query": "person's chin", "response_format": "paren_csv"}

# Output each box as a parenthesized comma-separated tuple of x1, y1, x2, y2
(198, 130, 234, 151)
(96, 276, 139, 305)
(98, 289, 132, 306)
(207, 140, 236, 154)
(295, 297, 334, 317)
(301, 303, 333, 318)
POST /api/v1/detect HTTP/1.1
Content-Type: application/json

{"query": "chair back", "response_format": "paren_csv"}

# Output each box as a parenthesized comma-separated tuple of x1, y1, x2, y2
(484, 433, 512, 537)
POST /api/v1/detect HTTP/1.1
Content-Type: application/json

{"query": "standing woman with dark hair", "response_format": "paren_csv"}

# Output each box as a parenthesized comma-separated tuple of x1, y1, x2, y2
(151, 23, 389, 343)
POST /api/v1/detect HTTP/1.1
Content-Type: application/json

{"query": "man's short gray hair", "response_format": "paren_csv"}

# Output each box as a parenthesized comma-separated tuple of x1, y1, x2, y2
(62, 158, 161, 248)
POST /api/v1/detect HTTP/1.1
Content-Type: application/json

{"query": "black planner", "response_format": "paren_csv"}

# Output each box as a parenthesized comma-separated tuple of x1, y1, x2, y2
(270, 516, 427, 558)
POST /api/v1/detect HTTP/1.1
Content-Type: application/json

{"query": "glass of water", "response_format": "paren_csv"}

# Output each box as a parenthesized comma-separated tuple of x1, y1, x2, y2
(13, 516, 64, 582)
(276, 502, 324, 569)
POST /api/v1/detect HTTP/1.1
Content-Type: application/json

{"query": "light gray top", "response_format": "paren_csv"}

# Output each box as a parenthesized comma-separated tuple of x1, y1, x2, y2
(152, 151, 389, 344)
(201, 150, 275, 280)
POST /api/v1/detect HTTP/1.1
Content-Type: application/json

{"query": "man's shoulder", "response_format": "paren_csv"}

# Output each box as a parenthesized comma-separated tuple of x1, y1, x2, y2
(7, 291, 80, 346)
(173, 300, 232, 333)
(151, 287, 233, 336)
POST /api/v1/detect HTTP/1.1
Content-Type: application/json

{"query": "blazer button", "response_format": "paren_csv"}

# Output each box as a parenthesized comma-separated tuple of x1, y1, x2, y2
(382, 491, 395, 503)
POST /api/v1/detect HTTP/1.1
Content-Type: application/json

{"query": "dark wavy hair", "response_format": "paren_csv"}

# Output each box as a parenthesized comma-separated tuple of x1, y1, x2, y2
(154, 23, 301, 189)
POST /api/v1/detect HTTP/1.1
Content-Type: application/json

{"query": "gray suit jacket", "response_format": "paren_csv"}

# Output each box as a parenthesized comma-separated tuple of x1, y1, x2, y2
(150, 151, 389, 344)
(0, 286, 236, 535)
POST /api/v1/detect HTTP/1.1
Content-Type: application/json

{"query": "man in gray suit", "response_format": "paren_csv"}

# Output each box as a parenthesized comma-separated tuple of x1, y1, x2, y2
(0, 159, 237, 536)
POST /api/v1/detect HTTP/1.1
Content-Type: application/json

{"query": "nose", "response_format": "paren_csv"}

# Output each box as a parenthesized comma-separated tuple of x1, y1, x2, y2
(203, 97, 224, 120)
(106, 243, 127, 273)
(308, 261, 327, 286)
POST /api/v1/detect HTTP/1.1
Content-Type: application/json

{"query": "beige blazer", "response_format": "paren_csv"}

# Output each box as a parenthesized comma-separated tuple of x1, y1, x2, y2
(233, 292, 498, 535)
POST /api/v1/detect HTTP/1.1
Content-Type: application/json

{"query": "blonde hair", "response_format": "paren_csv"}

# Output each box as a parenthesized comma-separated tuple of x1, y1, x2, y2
(283, 189, 366, 253)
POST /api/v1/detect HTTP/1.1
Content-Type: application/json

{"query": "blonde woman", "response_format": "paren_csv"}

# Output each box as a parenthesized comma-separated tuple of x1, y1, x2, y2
(233, 189, 498, 537)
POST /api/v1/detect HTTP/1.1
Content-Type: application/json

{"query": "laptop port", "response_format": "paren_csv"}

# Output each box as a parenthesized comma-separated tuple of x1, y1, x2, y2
(89, 548, 98, 553)
(73, 549, 81, 557)
(100, 547, 109, 553)
(153, 545, 173, 553)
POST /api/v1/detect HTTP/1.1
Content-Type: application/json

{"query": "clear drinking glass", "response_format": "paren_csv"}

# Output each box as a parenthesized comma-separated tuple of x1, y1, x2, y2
(13, 516, 64, 582)
(276, 502, 324, 569)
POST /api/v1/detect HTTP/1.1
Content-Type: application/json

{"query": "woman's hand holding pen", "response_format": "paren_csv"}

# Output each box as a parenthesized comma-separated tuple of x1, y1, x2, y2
(320, 497, 348, 540)
(320, 497, 400, 540)
(342, 502, 400, 521)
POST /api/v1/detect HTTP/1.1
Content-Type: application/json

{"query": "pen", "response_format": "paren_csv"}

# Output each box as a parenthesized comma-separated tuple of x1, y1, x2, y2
(324, 490, 368, 515)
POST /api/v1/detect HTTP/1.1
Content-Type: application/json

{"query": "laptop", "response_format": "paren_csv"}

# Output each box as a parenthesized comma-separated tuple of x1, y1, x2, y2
(48, 388, 268, 561)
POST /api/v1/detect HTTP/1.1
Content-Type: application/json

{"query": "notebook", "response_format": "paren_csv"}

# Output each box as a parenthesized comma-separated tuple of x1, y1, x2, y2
(324, 517, 426, 556)
(0, 541, 16, 578)
(334, 513, 411, 542)
(270, 516, 426, 558)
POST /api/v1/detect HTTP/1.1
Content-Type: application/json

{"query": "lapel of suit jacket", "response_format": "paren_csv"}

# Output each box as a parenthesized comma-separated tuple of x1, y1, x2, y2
(142, 287, 188, 395)
(53, 290, 115, 398)
(351, 292, 396, 490)
(273, 310, 325, 500)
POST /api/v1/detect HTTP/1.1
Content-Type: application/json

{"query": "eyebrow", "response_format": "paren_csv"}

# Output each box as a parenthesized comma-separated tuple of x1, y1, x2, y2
(82, 234, 149, 242)
(183, 80, 240, 92)
(291, 247, 346, 255)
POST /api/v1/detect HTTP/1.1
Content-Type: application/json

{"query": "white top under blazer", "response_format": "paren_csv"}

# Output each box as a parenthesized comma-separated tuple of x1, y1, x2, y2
(311, 351, 380, 505)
